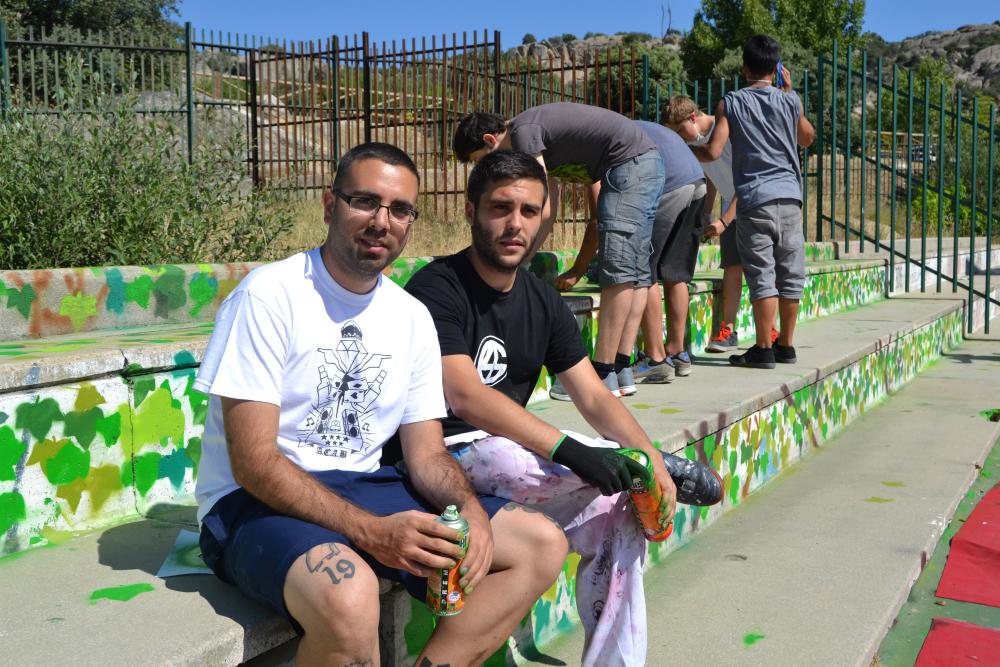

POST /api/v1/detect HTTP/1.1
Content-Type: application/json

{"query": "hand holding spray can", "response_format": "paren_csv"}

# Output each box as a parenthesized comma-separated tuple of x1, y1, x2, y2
(426, 505, 470, 616)
(617, 449, 673, 542)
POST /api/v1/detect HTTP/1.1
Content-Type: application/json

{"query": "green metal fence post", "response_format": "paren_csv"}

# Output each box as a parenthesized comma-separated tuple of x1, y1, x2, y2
(876, 57, 883, 253)
(706, 78, 713, 116)
(890, 64, 898, 292)
(860, 52, 867, 252)
(803, 69, 810, 234)
(831, 40, 838, 240)
(655, 85, 661, 122)
(184, 21, 194, 164)
(953, 90, 962, 292)
(937, 83, 945, 292)
(985, 104, 995, 333)
(816, 54, 825, 242)
(641, 54, 649, 120)
(905, 69, 913, 291)
(968, 94, 978, 333)
(921, 79, 930, 292)
(0, 19, 9, 119)
(845, 45, 853, 250)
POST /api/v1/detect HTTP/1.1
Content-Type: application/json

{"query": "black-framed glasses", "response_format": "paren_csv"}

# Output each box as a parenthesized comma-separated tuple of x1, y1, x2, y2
(332, 189, 419, 224)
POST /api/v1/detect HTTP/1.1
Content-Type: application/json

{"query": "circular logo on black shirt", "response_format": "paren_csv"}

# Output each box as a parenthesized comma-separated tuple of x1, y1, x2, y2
(474, 335, 508, 386)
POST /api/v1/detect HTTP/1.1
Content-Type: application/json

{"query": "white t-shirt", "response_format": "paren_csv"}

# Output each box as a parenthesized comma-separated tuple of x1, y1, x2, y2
(194, 248, 446, 521)
(693, 121, 736, 209)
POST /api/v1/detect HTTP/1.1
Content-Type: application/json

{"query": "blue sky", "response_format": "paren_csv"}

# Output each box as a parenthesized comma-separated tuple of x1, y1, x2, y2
(176, 0, 999, 45)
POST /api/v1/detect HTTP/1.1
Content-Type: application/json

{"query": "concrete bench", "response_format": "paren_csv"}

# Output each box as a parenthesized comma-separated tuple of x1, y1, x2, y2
(6, 242, 918, 665)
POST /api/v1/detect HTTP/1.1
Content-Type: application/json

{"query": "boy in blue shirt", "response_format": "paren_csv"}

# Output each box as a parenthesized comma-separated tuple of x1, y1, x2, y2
(694, 34, 815, 368)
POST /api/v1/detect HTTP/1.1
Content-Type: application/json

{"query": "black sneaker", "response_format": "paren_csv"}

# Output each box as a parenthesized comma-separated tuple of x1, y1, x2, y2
(729, 345, 776, 369)
(773, 343, 797, 364)
(660, 451, 724, 506)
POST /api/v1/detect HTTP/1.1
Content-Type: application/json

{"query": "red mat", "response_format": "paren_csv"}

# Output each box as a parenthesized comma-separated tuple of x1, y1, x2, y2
(936, 483, 1000, 607)
(915, 617, 1000, 666)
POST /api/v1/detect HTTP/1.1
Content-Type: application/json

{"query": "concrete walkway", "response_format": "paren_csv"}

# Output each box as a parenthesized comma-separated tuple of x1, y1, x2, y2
(530, 339, 1000, 666)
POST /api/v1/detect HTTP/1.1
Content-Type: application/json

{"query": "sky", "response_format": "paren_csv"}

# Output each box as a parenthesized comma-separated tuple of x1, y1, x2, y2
(175, 0, 999, 46)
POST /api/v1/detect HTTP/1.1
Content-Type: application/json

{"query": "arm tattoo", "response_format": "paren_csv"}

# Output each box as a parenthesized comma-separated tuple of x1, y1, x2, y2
(306, 543, 356, 585)
(419, 659, 452, 667)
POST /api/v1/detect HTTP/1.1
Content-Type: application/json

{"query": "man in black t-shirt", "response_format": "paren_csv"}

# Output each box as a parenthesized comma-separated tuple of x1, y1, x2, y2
(453, 103, 665, 398)
(406, 151, 720, 667)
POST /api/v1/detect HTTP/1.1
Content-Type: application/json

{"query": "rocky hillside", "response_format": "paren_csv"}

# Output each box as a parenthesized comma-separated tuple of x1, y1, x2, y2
(872, 22, 1000, 96)
(506, 32, 681, 63)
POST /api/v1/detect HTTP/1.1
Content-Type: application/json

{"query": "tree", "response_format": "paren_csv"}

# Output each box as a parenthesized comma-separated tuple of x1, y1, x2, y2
(0, 0, 180, 34)
(522, 33, 537, 45)
(680, 0, 866, 80)
(588, 43, 685, 117)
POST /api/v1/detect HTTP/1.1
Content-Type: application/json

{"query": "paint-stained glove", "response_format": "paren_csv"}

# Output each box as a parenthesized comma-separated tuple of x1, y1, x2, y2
(551, 436, 647, 496)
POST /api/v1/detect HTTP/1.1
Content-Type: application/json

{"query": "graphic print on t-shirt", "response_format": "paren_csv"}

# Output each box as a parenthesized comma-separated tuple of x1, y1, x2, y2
(473, 335, 508, 386)
(298, 320, 391, 458)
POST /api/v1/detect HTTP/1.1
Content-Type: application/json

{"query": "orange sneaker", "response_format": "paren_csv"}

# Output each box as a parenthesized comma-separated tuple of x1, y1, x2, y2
(706, 323, 737, 352)
(771, 328, 779, 344)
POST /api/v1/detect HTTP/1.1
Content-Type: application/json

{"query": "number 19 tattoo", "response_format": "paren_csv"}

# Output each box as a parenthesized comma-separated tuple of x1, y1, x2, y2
(306, 543, 356, 585)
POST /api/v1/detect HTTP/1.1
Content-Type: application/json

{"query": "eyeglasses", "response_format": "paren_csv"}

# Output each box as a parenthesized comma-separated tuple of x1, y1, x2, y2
(332, 189, 419, 224)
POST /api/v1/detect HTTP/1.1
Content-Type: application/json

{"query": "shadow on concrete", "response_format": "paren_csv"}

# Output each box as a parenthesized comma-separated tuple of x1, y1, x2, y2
(941, 351, 1000, 365)
(95, 504, 288, 638)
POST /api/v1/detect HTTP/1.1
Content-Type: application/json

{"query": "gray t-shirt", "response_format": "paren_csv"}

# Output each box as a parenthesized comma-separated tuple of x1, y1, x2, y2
(509, 102, 656, 184)
(722, 87, 802, 210)
(635, 120, 704, 194)
(695, 121, 736, 205)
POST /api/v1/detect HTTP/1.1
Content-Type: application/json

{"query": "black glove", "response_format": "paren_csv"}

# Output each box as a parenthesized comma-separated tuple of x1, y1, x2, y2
(551, 436, 649, 496)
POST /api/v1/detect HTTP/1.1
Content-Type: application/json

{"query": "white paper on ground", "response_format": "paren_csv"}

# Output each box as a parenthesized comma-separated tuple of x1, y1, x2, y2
(156, 528, 212, 578)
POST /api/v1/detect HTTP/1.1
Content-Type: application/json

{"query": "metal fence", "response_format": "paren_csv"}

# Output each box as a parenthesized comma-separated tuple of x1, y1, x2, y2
(1, 24, 996, 329)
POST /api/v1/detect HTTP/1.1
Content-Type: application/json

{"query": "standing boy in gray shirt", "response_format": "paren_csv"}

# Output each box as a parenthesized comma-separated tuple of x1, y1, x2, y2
(453, 103, 664, 395)
(694, 34, 815, 369)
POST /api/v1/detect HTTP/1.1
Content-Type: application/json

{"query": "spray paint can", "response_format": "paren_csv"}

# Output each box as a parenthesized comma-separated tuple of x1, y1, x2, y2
(426, 505, 469, 616)
(618, 448, 673, 542)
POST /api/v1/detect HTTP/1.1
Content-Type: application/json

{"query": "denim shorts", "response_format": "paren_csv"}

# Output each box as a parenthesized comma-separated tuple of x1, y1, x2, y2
(199, 466, 508, 633)
(596, 149, 664, 288)
(735, 199, 805, 301)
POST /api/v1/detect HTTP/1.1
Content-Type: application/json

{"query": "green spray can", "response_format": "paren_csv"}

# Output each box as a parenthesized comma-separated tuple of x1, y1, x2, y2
(426, 505, 470, 616)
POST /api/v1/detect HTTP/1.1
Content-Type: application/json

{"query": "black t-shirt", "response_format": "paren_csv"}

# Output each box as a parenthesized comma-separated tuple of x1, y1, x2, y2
(405, 250, 588, 438)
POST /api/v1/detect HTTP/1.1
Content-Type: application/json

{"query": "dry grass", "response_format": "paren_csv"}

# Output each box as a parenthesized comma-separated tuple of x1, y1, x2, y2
(277, 195, 589, 258)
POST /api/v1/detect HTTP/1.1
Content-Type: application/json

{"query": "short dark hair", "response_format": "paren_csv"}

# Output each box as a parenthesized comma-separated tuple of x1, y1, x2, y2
(743, 34, 782, 78)
(332, 142, 419, 190)
(466, 150, 548, 209)
(452, 112, 507, 162)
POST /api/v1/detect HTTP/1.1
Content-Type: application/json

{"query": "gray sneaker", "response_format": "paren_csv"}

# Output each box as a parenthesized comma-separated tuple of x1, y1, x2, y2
(634, 359, 675, 384)
(616, 366, 637, 396)
(603, 371, 623, 397)
(670, 351, 693, 377)
(706, 326, 738, 352)
(549, 377, 571, 401)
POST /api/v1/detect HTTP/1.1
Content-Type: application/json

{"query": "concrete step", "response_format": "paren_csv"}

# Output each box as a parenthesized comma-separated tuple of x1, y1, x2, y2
(527, 339, 1000, 666)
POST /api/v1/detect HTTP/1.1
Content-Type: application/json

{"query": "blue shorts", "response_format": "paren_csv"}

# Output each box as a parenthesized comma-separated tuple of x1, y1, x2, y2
(199, 465, 508, 632)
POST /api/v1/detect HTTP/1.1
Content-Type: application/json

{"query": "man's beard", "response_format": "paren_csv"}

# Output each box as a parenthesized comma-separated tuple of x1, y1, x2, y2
(328, 226, 403, 280)
(470, 211, 530, 272)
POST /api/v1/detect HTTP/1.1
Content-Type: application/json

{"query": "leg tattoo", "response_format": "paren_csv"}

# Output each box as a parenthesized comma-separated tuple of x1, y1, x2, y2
(305, 543, 356, 585)
(501, 501, 565, 531)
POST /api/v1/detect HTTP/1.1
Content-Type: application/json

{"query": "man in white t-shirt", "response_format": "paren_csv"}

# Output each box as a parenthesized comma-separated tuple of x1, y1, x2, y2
(194, 142, 568, 667)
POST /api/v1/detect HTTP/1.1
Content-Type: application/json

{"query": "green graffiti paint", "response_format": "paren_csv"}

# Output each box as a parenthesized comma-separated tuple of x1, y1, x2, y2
(980, 409, 1000, 422)
(126, 275, 154, 309)
(863, 496, 894, 504)
(158, 448, 192, 489)
(743, 631, 766, 647)
(5, 283, 36, 319)
(63, 407, 101, 449)
(74, 384, 106, 412)
(59, 293, 98, 331)
(659, 407, 682, 414)
(881, 481, 906, 488)
(188, 273, 218, 316)
(632, 403, 655, 409)
(15, 397, 63, 441)
(44, 442, 90, 485)
(0, 426, 27, 481)
(0, 492, 27, 534)
(105, 268, 126, 314)
(95, 411, 122, 447)
(88, 583, 155, 603)
(125, 452, 163, 497)
(152, 266, 188, 318)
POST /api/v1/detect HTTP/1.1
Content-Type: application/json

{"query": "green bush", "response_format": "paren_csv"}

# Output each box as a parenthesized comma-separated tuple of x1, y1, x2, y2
(0, 96, 296, 270)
